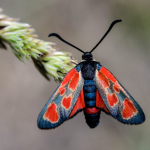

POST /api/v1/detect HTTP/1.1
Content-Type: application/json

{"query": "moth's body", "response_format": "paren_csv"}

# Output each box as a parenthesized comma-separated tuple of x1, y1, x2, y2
(80, 61, 101, 128)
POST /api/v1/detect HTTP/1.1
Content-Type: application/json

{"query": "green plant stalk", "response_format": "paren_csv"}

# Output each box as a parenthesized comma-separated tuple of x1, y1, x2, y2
(0, 8, 76, 82)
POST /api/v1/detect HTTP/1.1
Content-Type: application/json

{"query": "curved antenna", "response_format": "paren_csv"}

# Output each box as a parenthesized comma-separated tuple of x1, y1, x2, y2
(49, 33, 85, 53)
(90, 19, 122, 53)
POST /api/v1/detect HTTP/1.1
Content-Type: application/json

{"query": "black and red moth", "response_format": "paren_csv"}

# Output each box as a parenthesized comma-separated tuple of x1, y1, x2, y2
(38, 20, 145, 129)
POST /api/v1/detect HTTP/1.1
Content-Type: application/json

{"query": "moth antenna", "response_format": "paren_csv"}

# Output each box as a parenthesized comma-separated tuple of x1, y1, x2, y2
(90, 19, 122, 53)
(49, 33, 85, 53)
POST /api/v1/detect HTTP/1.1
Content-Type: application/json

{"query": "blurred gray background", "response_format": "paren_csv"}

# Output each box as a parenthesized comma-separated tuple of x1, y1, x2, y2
(0, 0, 150, 150)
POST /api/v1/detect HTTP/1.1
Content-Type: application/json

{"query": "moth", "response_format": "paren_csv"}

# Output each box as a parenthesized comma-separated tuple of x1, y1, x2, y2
(37, 20, 145, 129)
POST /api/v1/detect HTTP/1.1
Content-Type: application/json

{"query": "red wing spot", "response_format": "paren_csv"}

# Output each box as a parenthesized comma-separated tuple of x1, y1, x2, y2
(113, 84, 119, 93)
(84, 107, 100, 114)
(44, 103, 59, 123)
(69, 73, 79, 90)
(96, 90, 109, 113)
(58, 86, 65, 95)
(55, 86, 66, 96)
(107, 93, 118, 107)
(62, 95, 72, 109)
(122, 99, 137, 119)
(101, 67, 117, 83)
(69, 90, 85, 118)
(97, 71, 110, 88)
(61, 68, 77, 86)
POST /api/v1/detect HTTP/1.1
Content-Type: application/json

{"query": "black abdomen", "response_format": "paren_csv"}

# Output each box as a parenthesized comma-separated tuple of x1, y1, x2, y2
(84, 111, 101, 128)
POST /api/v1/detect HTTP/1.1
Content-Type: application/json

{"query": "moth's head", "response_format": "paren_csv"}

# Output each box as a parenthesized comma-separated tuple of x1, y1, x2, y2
(82, 52, 93, 61)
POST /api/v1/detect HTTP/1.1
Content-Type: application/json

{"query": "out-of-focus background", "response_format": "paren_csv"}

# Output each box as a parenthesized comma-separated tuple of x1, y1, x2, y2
(0, 1, 150, 150)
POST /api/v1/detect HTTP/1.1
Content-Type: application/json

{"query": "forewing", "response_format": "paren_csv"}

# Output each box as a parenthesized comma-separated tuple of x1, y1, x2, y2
(38, 66, 84, 129)
(94, 64, 145, 124)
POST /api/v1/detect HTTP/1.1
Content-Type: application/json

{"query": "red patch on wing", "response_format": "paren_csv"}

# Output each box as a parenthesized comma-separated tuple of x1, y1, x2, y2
(69, 72, 79, 90)
(54, 86, 66, 96)
(54, 69, 77, 96)
(69, 90, 85, 118)
(113, 84, 119, 93)
(122, 99, 137, 119)
(97, 71, 110, 88)
(107, 93, 118, 107)
(96, 90, 109, 113)
(62, 95, 72, 109)
(100, 67, 128, 97)
(61, 68, 77, 86)
(44, 103, 59, 123)
(100, 67, 117, 83)
(84, 107, 100, 114)
(58, 87, 66, 95)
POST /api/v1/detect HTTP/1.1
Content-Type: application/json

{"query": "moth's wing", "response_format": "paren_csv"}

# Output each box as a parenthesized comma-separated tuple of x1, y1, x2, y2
(94, 64, 145, 124)
(37, 66, 85, 129)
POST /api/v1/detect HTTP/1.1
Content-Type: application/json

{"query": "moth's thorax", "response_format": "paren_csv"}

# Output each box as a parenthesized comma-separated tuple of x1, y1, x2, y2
(79, 61, 97, 80)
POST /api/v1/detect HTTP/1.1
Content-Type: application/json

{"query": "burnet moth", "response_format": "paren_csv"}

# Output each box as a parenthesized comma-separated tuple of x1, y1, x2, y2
(37, 20, 145, 129)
